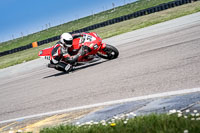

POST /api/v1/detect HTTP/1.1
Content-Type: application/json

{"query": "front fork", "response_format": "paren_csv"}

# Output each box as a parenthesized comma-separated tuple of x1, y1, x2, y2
(98, 43, 107, 54)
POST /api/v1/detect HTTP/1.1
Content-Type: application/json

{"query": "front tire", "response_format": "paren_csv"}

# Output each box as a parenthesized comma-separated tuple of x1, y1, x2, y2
(97, 44, 119, 60)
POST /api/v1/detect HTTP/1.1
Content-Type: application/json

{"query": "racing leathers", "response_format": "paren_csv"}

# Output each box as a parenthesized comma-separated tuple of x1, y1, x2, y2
(50, 33, 85, 66)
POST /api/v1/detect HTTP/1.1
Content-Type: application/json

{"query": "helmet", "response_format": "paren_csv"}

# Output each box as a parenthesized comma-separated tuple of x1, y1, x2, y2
(60, 33, 73, 47)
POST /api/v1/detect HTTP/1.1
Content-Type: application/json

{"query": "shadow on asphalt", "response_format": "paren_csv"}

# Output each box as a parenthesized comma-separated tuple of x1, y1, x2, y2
(43, 60, 108, 79)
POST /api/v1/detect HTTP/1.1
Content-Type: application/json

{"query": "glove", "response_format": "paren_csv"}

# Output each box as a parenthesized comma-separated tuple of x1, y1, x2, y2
(77, 46, 87, 56)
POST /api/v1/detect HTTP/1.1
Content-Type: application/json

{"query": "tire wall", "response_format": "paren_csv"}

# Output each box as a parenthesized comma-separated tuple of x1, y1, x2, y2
(0, 0, 196, 57)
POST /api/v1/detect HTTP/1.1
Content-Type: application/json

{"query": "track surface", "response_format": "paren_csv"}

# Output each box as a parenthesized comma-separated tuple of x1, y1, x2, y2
(0, 12, 200, 122)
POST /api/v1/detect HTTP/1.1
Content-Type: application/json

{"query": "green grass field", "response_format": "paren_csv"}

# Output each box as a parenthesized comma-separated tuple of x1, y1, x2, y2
(40, 112, 200, 133)
(0, 1, 200, 69)
(0, 0, 175, 53)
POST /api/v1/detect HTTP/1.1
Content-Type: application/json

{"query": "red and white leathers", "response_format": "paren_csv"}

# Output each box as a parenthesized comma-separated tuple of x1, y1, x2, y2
(50, 33, 85, 65)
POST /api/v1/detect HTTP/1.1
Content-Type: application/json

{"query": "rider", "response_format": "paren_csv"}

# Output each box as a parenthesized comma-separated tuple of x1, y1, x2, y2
(48, 32, 85, 69)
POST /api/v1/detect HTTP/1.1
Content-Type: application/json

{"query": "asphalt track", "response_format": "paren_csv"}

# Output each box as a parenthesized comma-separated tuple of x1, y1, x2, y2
(0, 12, 200, 122)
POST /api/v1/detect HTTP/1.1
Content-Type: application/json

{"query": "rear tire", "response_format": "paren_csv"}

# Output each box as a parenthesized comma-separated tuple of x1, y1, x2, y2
(97, 44, 119, 60)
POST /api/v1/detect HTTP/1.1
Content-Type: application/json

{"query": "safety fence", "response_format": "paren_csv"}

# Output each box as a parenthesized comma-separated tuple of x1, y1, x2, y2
(0, 0, 197, 57)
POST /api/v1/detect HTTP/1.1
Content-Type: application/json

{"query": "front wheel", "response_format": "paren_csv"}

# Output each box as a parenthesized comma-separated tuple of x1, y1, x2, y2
(97, 44, 119, 60)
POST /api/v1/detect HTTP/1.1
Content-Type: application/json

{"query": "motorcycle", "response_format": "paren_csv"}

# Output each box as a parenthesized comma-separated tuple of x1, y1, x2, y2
(38, 32, 119, 72)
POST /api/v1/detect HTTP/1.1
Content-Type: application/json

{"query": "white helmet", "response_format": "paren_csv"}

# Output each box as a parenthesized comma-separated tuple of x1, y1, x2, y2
(60, 33, 73, 47)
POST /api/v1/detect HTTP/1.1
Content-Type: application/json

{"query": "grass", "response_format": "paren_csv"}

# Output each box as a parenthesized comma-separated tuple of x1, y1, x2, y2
(0, 42, 55, 69)
(0, 1, 200, 69)
(91, 1, 200, 39)
(40, 112, 200, 133)
(0, 0, 175, 53)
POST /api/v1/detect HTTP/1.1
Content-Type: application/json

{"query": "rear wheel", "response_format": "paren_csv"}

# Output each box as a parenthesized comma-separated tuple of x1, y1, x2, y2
(97, 44, 119, 60)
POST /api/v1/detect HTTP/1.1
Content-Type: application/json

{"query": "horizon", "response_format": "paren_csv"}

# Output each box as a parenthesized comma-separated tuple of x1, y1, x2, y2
(0, 0, 137, 43)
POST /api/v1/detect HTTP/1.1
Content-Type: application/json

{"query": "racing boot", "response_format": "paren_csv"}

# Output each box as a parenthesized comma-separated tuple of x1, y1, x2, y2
(47, 63, 56, 68)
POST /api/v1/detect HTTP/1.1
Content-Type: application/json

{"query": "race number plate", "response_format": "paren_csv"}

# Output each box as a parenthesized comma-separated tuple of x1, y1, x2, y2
(44, 56, 51, 60)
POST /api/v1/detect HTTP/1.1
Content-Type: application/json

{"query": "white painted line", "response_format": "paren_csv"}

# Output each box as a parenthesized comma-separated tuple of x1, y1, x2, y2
(1, 87, 200, 124)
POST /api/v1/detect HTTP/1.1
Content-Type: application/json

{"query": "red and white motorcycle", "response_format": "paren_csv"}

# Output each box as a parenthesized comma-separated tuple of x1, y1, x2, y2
(38, 32, 119, 72)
